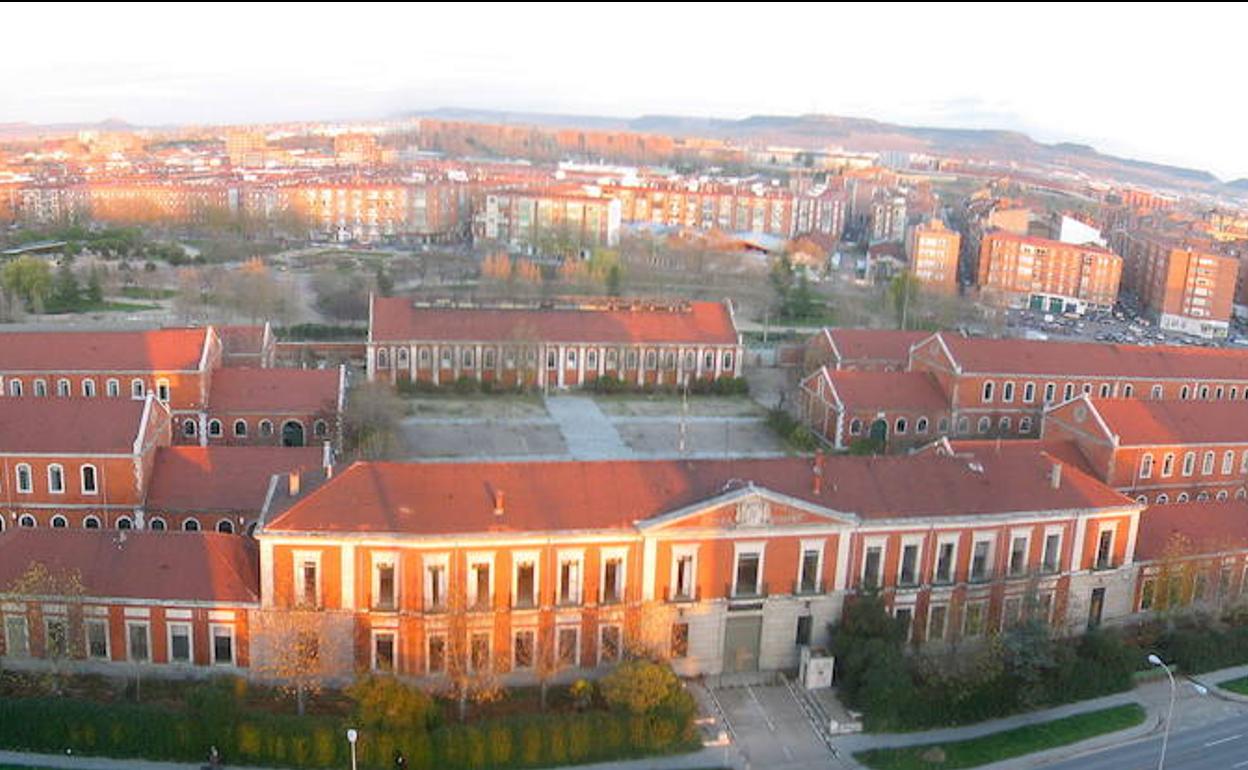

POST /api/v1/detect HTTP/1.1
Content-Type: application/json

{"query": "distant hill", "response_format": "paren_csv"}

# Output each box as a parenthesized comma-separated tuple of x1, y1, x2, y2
(411, 108, 1230, 194)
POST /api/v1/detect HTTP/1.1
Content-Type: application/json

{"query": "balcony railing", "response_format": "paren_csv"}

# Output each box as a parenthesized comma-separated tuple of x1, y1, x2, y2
(512, 594, 538, 611)
(371, 598, 397, 613)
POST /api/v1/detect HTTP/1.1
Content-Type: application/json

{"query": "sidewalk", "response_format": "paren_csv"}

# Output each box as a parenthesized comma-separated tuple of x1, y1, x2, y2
(830, 662, 1248, 769)
(544, 395, 634, 460)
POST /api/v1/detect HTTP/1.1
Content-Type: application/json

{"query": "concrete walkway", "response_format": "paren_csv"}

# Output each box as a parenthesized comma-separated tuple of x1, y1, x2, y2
(544, 395, 634, 460)
(0, 747, 733, 770)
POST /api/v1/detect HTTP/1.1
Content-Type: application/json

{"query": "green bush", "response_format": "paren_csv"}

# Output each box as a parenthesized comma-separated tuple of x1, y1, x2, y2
(347, 674, 437, 732)
(453, 376, 479, 395)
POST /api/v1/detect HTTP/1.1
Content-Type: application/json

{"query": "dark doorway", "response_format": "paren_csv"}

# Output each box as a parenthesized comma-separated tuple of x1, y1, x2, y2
(282, 420, 305, 447)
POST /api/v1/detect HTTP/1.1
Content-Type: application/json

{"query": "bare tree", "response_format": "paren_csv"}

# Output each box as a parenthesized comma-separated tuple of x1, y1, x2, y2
(251, 609, 352, 716)
(6, 561, 86, 694)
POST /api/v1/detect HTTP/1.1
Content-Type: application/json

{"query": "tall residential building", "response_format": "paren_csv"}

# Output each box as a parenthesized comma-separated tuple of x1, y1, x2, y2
(870, 195, 907, 243)
(977, 232, 1122, 314)
(1109, 231, 1238, 338)
(906, 219, 961, 294)
(225, 131, 268, 168)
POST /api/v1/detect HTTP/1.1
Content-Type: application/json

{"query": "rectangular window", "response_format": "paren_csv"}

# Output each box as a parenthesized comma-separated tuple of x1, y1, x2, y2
(127, 622, 150, 662)
(602, 557, 624, 604)
(298, 559, 319, 607)
(1096, 529, 1114, 569)
(4, 616, 29, 657)
(895, 607, 914, 641)
(514, 560, 537, 609)
(934, 541, 955, 584)
(514, 629, 535, 669)
(795, 615, 813, 646)
(1003, 597, 1023, 630)
(963, 602, 985, 637)
(1042, 533, 1061, 573)
(425, 562, 447, 611)
(1009, 535, 1028, 576)
(673, 552, 696, 600)
(599, 625, 621, 664)
(427, 634, 446, 673)
(928, 605, 948, 642)
(1140, 578, 1156, 610)
(1023, 382, 1035, 403)
(45, 617, 68, 658)
(559, 557, 582, 606)
(899, 543, 919, 586)
(735, 551, 761, 597)
(971, 539, 993, 581)
(374, 560, 396, 611)
(168, 622, 192, 664)
(373, 631, 396, 672)
(86, 618, 109, 659)
(557, 627, 579, 667)
(212, 625, 234, 665)
(799, 548, 821, 593)
(470, 561, 491, 611)
(863, 545, 883, 588)
(671, 622, 689, 659)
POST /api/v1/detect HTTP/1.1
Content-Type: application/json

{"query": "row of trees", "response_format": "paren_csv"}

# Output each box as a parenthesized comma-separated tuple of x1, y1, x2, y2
(172, 258, 299, 324)
(480, 251, 622, 297)
(1, 255, 107, 314)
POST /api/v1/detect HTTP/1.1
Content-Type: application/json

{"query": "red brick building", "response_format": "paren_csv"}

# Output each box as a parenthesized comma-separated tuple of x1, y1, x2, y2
(804, 328, 928, 373)
(976, 232, 1122, 314)
(799, 369, 950, 449)
(201, 367, 344, 449)
(368, 297, 743, 389)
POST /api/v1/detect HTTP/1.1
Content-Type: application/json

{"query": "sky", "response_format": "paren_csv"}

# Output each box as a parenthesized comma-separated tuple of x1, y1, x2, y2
(5, 2, 1247, 179)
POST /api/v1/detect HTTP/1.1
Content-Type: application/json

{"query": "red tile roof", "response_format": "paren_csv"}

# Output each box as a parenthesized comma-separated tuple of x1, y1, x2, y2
(826, 329, 929, 365)
(264, 452, 1132, 536)
(208, 368, 340, 413)
(1086, 398, 1248, 446)
(0, 529, 258, 604)
(370, 297, 739, 346)
(147, 446, 325, 512)
(936, 332, 1248, 380)
(0, 328, 209, 372)
(1135, 501, 1248, 561)
(825, 370, 948, 411)
(217, 325, 267, 356)
(0, 398, 148, 453)
(945, 438, 1099, 478)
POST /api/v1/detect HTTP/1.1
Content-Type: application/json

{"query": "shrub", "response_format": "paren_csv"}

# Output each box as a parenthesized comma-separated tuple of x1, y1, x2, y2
(347, 674, 437, 732)
(453, 376, 479, 395)
(599, 660, 682, 715)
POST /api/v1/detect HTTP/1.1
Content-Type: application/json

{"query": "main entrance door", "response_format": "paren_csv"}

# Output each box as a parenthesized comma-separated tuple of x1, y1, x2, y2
(723, 616, 763, 673)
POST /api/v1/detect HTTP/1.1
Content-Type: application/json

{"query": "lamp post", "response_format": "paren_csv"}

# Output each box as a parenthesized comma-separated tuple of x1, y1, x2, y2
(346, 728, 358, 770)
(1148, 654, 1209, 770)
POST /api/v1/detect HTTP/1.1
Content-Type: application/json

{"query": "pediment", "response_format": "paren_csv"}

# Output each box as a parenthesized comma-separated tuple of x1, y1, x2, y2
(638, 486, 858, 533)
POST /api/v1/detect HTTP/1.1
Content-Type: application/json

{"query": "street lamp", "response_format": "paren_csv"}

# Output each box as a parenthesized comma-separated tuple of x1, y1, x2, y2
(346, 728, 358, 770)
(1148, 654, 1208, 770)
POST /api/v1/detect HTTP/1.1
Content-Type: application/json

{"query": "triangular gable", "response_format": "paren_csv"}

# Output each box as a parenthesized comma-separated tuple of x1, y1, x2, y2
(637, 485, 858, 534)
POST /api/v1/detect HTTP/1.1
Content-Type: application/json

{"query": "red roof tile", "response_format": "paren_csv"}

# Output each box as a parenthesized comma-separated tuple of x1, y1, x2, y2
(945, 438, 1099, 478)
(264, 452, 1132, 536)
(1135, 501, 1248, 561)
(0, 529, 258, 604)
(826, 329, 929, 366)
(371, 297, 739, 346)
(147, 446, 325, 513)
(217, 325, 267, 356)
(937, 332, 1248, 380)
(0, 398, 148, 453)
(1085, 398, 1248, 446)
(0, 328, 209, 372)
(208, 368, 340, 413)
(825, 370, 948, 411)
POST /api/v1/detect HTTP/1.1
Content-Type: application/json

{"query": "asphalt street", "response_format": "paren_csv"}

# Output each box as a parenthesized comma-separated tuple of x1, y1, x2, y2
(1040, 713, 1248, 770)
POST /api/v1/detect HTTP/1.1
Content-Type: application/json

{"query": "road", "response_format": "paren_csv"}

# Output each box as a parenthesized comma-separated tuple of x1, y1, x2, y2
(1041, 713, 1248, 770)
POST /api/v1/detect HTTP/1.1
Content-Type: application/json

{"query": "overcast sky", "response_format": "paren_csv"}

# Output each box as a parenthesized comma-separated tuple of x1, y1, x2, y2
(5, 2, 1246, 179)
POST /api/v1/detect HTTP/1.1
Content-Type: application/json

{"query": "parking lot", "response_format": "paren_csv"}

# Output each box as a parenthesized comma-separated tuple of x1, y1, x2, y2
(1003, 297, 1248, 348)
(397, 394, 788, 462)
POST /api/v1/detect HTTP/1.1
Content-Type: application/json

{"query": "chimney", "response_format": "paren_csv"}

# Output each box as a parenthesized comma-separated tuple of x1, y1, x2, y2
(288, 470, 301, 497)
(1049, 462, 1062, 490)
(493, 489, 505, 517)
(812, 450, 824, 495)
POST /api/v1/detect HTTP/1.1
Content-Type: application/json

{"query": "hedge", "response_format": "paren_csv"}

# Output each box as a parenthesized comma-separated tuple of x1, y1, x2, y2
(0, 697, 696, 770)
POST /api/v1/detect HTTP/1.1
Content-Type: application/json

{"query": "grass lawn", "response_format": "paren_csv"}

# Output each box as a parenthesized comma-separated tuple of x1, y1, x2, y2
(1219, 675, 1248, 695)
(403, 393, 549, 420)
(855, 703, 1146, 770)
(119, 286, 177, 300)
(44, 299, 161, 315)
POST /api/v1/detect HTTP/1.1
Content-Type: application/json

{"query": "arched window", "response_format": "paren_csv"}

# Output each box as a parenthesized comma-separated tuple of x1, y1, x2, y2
(849, 419, 863, 436)
(47, 464, 65, 494)
(1156, 494, 1169, 504)
(15, 463, 32, 493)
(1162, 453, 1175, 477)
(998, 416, 1011, 433)
(56, 378, 71, 397)
(981, 381, 995, 403)
(376, 348, 389, 368)
(208, 419, 222, 437)
(957, 416, 970, 434)
(1139, 453, 1154, 479)
(396, 348, 409, 367)
(977, 416, 991, 434)
(33, 379, 46, 397)
(1099, 383, 1111, 398)
(1223, 451, 1235, 475)
(8, 379, 23, 396)
(149, 517, 167, 532)
(106, 379, 120, 397)
(1063, 383, 1075, 401)
(80, 464, 98, 494)
(645, 350, 657, 369)
(233, 419, 248, 437)
(1182, 452, 1196, 476)
(50, 515, 67, 529)
(1199, 385, 1210, 399)
(82, 379, 96, 397)
(156, 379, 170, 403)
(259, 420, 273, 437)
(1217, 490, 1229, 501)
(183, 518, 201, 532)
(1136, 495, 1148, 504)
(722, 351, 734, 371)
(938, 417, 950, 433)
(1176, 492, 1189, 503)
(915, 417, 929, 434)
(1196, 492, 1210, 502)
(1180, 385, 1190, 400)
(18, 514, 36, 528)
(1019, 416, 1033, 433)
(131, 379, 145, 399)
(894, 418, 907, 435)
(116, 516, 132, 530)
(183, 419, 197, 437)
(1238, 488, 1248, 500)
(313, 419, 328, 438)
(1202, 451, 1215, 475)
(216, 520, 235, 534)
(83, 515, 101, 529)
(1122, 384, 1134, 398)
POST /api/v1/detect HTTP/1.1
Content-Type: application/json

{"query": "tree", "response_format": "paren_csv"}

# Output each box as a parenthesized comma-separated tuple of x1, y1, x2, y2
(347, 674, 436, 731)
(829, 589, 911, 722)
(441, 572, 505, 722)
(599, 659, 682, 714)
(342, 382, 406, 460)
(7, 561, 86, 694)
(85, 266, 104, 304)
(888, 273, 923, 330)
(374, 266, 394, 297)
(2, 256, 52, 310)
(251, 609, 351, 716)
(605, 263, 622, 296)
(51, 258, 81, 311)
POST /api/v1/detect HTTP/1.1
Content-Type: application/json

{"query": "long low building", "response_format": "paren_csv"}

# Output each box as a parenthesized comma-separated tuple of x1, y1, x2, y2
(368, 296, 743, 389)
